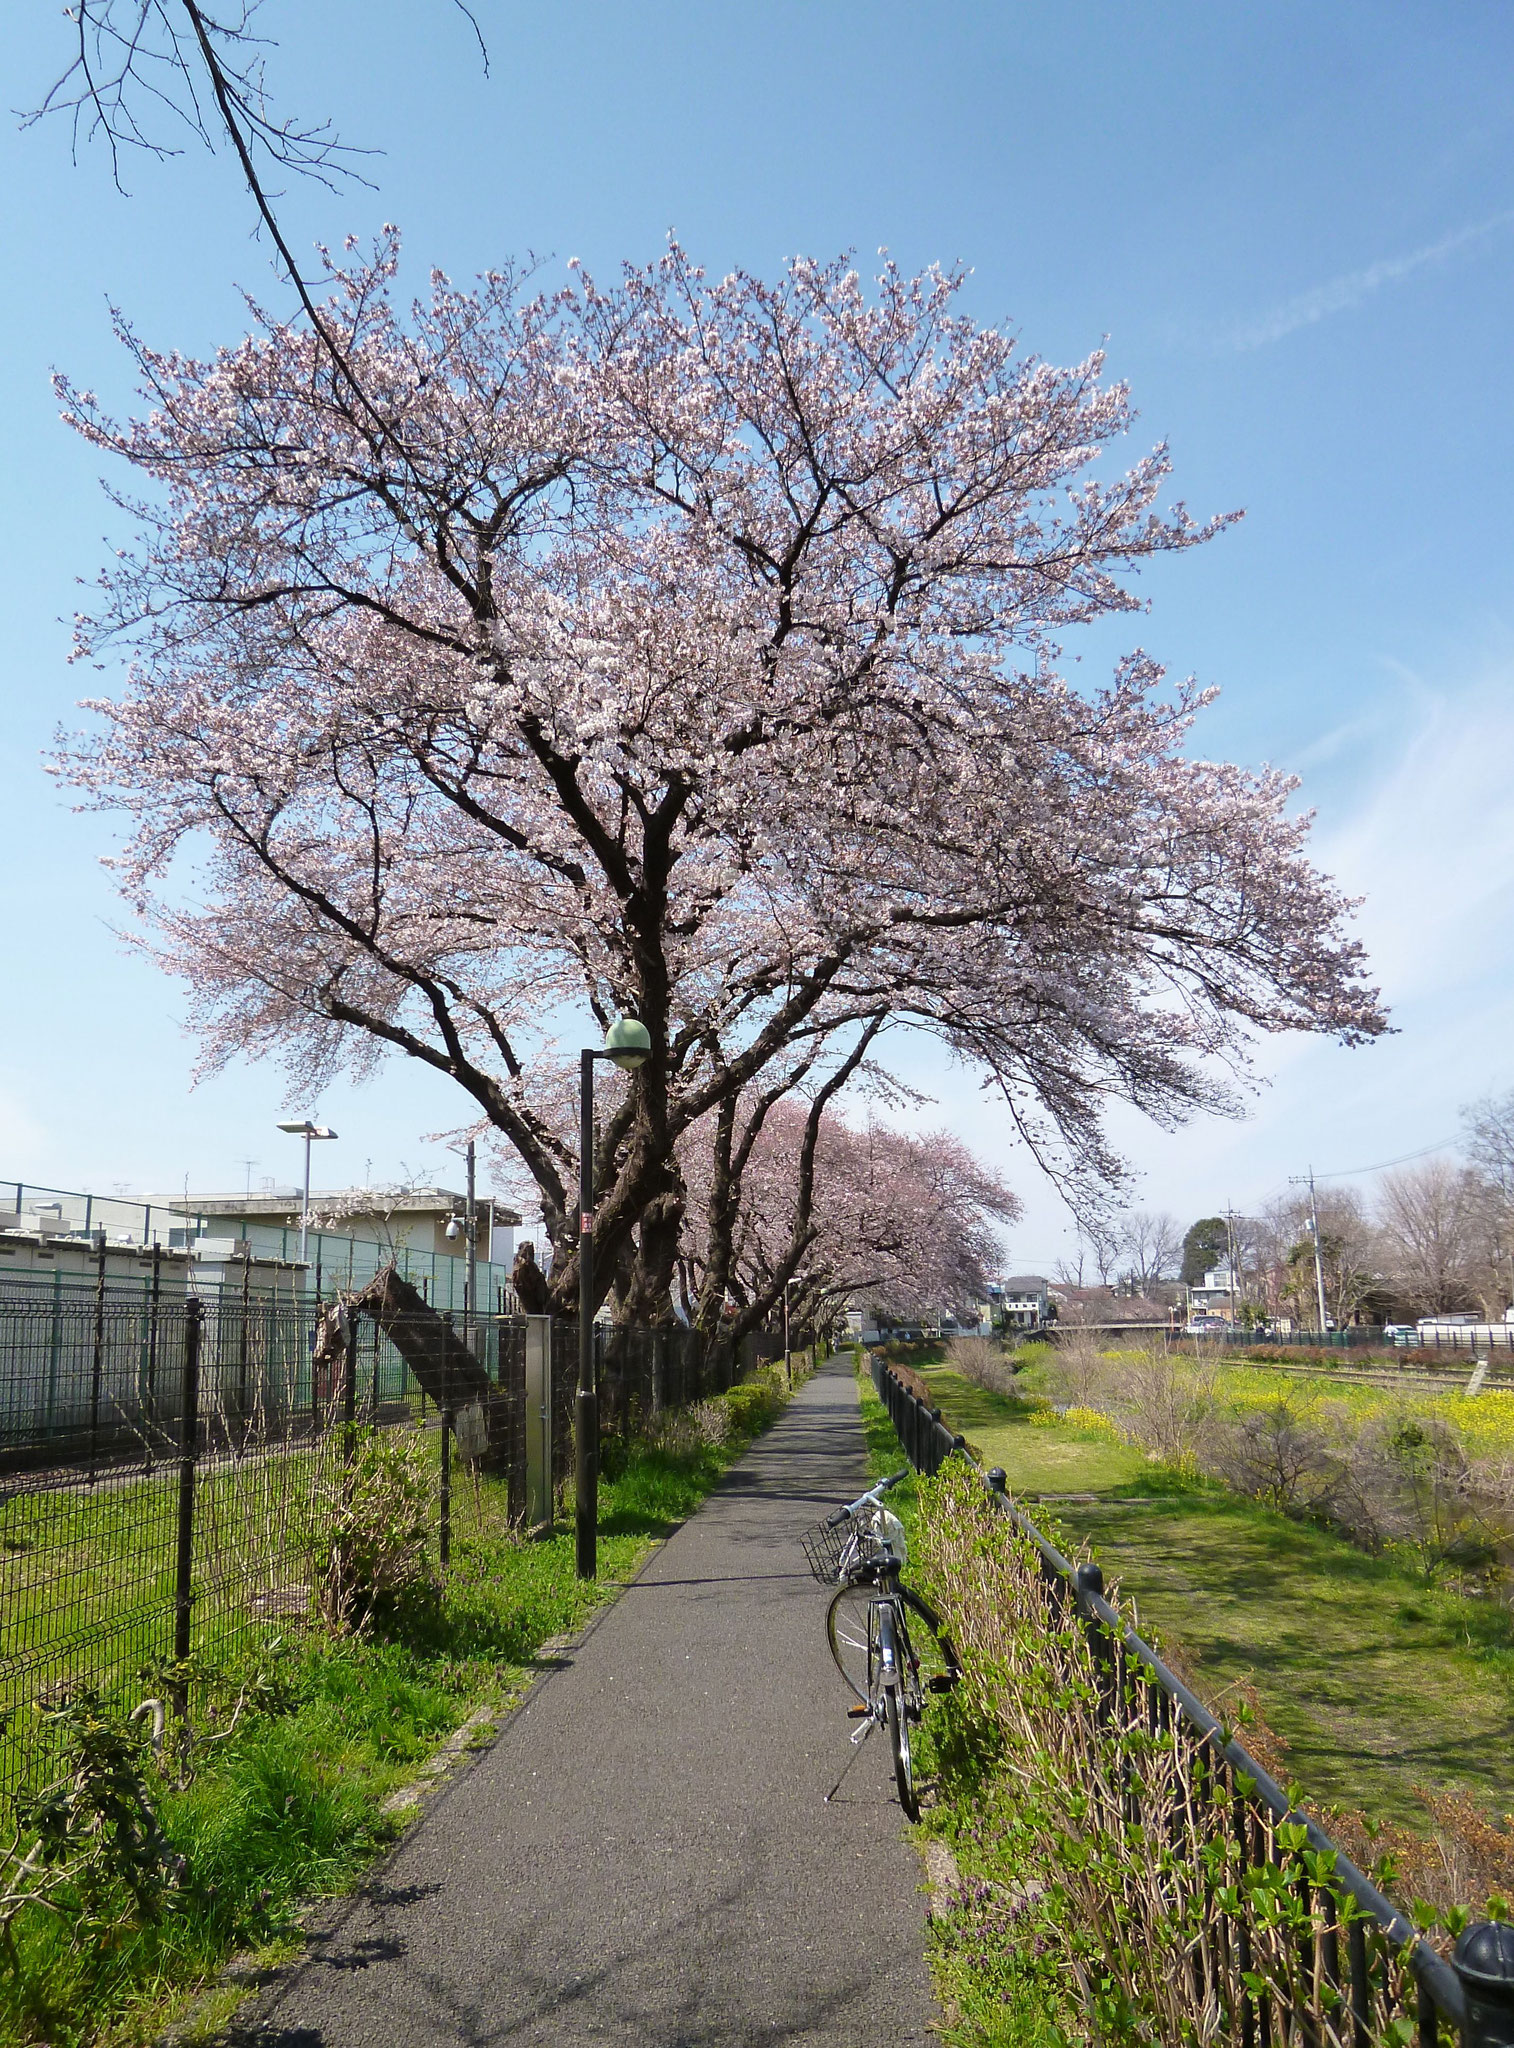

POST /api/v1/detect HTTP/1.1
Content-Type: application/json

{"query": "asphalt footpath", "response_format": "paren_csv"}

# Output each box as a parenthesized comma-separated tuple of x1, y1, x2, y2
(240, 1354, 935, 2048)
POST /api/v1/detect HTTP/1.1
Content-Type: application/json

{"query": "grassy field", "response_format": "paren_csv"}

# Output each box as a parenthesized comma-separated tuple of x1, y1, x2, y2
(0, 1368, 799, 2048)
(896, 1350, 1514, 1829)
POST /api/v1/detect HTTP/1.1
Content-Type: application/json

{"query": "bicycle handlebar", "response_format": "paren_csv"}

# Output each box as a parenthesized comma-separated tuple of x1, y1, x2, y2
(826, 1469, 908, 1526)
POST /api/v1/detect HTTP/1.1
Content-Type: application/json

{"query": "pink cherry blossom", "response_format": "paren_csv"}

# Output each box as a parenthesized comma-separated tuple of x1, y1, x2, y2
(53, 237, 1386, 1319)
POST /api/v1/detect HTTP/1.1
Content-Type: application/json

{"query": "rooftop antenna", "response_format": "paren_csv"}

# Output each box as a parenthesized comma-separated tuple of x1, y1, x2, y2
(240, 1157, 259, 1198)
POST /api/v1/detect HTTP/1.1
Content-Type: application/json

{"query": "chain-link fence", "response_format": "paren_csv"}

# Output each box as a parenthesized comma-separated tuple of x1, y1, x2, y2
(0, 1296, 771, 1808)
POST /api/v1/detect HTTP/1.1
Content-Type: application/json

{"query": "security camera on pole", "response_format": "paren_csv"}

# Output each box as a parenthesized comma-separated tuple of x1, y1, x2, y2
(577, 1016, 653, 1579)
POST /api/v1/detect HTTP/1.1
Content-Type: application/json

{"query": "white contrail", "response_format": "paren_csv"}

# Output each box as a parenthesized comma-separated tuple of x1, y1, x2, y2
(1226, 211, 1514, 350)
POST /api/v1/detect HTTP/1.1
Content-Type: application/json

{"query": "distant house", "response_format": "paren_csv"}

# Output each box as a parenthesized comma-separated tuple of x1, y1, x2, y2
(998, 1275, 1051, 1329)
(1184, 1266, 1236, 1323)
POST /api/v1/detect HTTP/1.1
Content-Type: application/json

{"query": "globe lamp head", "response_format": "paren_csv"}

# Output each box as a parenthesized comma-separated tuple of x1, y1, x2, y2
(605, 1016, 652, 1071)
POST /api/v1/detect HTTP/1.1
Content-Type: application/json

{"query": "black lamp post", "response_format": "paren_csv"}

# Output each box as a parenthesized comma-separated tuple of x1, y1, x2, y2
(577, 1015, 653, 1579)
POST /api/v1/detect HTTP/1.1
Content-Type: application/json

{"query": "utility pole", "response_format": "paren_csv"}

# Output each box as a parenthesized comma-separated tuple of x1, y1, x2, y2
(1289, 1168, 1329, 1334)
(1224, 1205, 1239, 1327)
(464, 1139, 477, 1335)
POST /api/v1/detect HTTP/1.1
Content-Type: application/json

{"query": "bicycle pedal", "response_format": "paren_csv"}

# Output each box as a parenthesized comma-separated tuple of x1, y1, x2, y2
(846, 1704, 870, 1719)
(926, 1674, 959, 1694)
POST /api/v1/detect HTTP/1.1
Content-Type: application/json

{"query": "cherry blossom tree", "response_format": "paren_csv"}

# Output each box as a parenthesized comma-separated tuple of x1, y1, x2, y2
(55, 239, 1386, 1320)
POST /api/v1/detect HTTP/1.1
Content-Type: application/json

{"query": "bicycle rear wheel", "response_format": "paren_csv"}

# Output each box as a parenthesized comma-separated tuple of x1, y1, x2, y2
(885, 1679, 916, 1817)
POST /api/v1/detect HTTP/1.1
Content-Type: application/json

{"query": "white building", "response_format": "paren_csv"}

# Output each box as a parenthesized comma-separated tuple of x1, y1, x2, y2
(169, 1186, 520, 1266)
(1185, 1266, 1236, 1322)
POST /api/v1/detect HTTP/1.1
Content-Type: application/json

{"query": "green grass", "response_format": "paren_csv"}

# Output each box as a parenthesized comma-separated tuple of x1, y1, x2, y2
(896, 1355, 1514, 1830)
(0, 1367, 798, 2048)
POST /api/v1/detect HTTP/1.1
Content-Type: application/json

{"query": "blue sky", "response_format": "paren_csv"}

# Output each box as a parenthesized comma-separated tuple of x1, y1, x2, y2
(1, 1, 1511, 1262)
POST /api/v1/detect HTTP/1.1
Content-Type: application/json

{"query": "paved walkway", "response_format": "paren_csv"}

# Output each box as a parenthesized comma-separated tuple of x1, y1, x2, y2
(244, 1357, 934, 2047)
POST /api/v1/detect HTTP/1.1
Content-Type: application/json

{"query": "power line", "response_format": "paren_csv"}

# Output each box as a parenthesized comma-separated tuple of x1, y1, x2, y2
(1310, 1136, 1459, 1182)
(1230, 1133, 1460, 1218)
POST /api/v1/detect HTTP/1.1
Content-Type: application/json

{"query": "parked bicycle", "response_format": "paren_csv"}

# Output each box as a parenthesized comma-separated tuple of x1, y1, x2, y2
(802, 1469, 959, 1818)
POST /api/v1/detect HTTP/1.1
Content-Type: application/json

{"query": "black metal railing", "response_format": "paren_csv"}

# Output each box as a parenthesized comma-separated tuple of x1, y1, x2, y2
(870, 1353, 1514, 2047)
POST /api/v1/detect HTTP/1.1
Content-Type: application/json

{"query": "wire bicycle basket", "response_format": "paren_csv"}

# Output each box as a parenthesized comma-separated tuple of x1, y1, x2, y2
(801, 1516, 857, 1585)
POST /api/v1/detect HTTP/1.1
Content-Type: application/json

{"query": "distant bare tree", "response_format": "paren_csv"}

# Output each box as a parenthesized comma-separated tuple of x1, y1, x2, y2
(1118, 1210, 1182, 1290)
(1054, 1221, 1119, 1288)
(1087, 1226, 1120, 1287)
(1376, 1160, 1480, 1317)
(1461, 1090, 1514, 1314)
(1053, 1247, 1089, 1287)
(1463, 1089, 1514, 1198)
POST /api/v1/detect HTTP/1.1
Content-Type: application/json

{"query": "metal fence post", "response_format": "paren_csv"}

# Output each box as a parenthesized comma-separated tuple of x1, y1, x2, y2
(524, 1315, 552, 1530)
(343, 1305, 358, 1461)
(173, 1298, 203, 1713)
(439, 1312, 453, 1572)
(144, 1242, 163, 1465)
(1454, 1923, 1514, 2047)
(89, 1233, 106, 1481)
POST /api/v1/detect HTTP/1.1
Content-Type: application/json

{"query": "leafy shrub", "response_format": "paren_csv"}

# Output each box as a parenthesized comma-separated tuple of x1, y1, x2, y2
(312, 1428, 441, 1635)
(912, 1458, 1430, 2044)
(723, 1374, 785, 1437)
(1, 1691, 180, 1975)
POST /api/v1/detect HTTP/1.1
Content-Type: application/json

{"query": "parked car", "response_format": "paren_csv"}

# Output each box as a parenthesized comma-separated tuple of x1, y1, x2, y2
(1187, 1315, 1228, 1334)
(1383, 1323, 1417, 1345)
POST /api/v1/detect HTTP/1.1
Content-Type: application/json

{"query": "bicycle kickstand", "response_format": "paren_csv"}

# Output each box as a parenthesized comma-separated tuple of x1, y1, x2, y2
(823, 1712, 875, 1804)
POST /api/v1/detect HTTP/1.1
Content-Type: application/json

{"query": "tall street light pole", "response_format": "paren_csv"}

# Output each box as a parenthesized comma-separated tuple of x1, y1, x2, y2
(578, 1016, 653, 1580)
(275, 1118, 338, 1272)
(446, 1139, 480, 1338)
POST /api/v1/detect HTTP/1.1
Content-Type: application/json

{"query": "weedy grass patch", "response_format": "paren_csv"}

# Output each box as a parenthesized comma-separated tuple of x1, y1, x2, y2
(855, 1360, 1514, 2048)
(898, 1354, 1514, 1827)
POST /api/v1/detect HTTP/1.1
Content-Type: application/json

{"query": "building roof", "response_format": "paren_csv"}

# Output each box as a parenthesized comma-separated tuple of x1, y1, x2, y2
(169, 1187, 523, 1225)
(1001, 1274, 1051, 1292)
(1050, 1284, 1172, 1323)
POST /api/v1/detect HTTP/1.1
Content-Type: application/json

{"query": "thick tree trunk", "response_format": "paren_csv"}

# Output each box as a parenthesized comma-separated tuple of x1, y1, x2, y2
(694, 1095, 740, 1336)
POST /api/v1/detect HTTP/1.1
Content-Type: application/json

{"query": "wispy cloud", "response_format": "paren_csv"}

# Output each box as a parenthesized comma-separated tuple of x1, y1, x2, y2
(897, 669, 1514, 1261)
(1225, 212, 1514, 350)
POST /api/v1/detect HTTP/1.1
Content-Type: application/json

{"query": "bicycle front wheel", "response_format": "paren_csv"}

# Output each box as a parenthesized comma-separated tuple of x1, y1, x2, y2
(825, 1582, 883, 1704)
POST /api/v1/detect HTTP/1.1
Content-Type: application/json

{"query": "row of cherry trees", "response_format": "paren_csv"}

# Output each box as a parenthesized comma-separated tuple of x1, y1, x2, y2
(56, 240, 1386, 1329)
(675, 1102, 1020, 1339)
